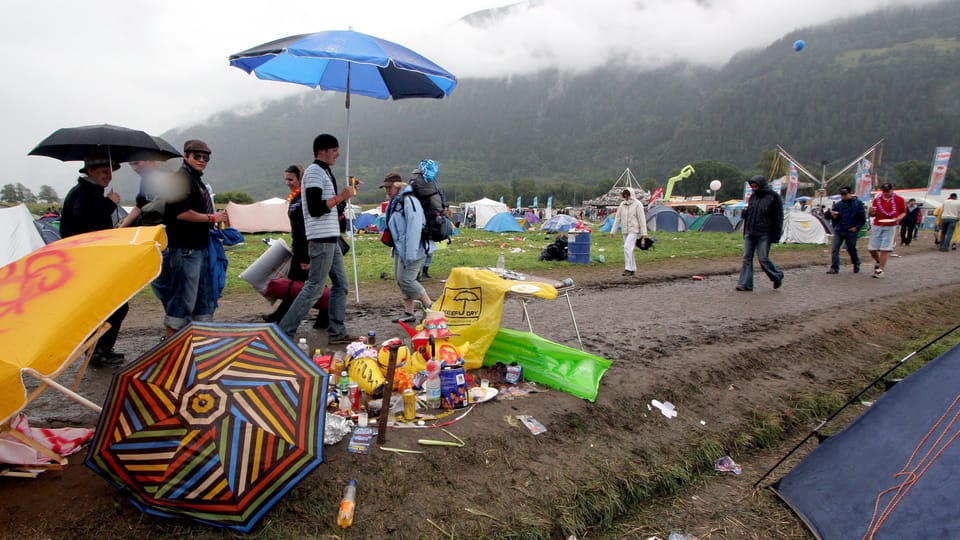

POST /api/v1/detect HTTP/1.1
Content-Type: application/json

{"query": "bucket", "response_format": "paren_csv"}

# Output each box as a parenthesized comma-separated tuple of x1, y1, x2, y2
(348, 356, 385, 396)
(439, 366, 468, 409)
(567, 232, 591, 264)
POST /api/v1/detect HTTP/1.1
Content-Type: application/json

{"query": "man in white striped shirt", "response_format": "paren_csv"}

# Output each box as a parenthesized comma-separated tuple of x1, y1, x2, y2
(278, 134, 357, 342)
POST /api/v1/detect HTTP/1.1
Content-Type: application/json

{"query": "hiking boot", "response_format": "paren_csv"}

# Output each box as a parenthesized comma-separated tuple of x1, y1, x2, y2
(773, 280, 783, 290)
(826, 268, 839, 274)
(853, 264, 861, 273)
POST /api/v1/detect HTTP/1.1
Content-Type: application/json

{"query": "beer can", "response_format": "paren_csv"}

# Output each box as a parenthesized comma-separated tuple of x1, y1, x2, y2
(348, 383, 360, 413)
(402, 389, 417, 421)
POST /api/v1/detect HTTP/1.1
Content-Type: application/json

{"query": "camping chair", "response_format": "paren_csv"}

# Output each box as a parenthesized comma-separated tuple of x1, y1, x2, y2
(0, 323, 108, 474)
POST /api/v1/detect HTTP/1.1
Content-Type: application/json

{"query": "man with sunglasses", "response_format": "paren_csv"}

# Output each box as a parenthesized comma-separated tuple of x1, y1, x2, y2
(158, 139, 228, 338)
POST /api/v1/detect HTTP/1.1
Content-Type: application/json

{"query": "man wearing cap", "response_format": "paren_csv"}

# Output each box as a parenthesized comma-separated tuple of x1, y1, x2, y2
(278, 134, 357, 343)
(159, 139, 228, 338)
(867, 182, 906, 278)
(60, 156, 127, 366)
(381, 172, 433, 322)
(826, 186, 866, 274)
(736, 175, 784, 291)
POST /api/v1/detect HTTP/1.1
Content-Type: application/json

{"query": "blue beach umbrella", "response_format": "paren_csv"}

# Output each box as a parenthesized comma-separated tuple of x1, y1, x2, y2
(229, 30, 458, 301)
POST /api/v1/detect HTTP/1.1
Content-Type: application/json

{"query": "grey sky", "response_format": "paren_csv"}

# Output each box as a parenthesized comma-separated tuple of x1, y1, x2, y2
(1, 0, 939, 196)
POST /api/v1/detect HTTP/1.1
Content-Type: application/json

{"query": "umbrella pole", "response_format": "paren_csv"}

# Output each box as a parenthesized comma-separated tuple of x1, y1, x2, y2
(344, 66, 361, 304)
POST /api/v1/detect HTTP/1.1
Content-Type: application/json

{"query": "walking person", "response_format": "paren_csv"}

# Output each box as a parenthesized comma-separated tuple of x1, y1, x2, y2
(736, 176, 784, 291)
(609, 188, 648, 276)
(938, 193, 960, 251)
(826, 186, 866, 274)
(867, 182, 906, 278)
(60, 155, 128, 366)
(278, 134, 357, 343)
(900, 198, 922, 246)
(381, 173, 432, 323)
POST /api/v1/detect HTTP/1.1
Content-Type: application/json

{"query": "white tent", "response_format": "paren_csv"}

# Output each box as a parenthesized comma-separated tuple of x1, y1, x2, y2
(780, 210, 828, 244)
(0, 204, 46, 267)
(463, 197, 509, 228)
(225, 198, 290, 233)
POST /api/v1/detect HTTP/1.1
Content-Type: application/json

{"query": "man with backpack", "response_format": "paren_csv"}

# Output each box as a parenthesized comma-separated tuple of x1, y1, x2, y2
(381, 173, 433, 323)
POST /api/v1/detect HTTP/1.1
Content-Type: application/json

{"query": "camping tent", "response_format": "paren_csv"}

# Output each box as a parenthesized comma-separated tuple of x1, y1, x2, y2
(646, 205, 686, 232)
(1, 204, 46, 267)
(774, 342, 960, 539)
(780, 210, 828, 244)
(689, 213, 734, 232)
(463, 198, 509, 229)
(540, 214, 579, 232)
(483, 212, 524, 233)
(353, 213, 377, 231)
(225, 198, 290, 233)
(598, 215, 615, 232)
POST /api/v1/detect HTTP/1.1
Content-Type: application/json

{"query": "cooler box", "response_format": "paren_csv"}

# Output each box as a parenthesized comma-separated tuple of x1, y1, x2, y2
(567, 232, 591, 264)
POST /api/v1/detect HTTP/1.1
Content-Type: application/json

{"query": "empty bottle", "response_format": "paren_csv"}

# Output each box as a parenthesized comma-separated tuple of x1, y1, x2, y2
(336, 479, 357, 528)
(496, 251, 505, 276)
(297, 338, 309, 356)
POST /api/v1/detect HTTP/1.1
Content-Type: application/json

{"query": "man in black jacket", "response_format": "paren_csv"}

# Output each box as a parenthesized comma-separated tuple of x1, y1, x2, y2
(827, 186, 867, 273)
(60, 156, 127, 366)
(736, 175, 784, 291)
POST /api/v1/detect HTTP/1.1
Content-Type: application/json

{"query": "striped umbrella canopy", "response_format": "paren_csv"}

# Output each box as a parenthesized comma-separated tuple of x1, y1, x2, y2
(86, 322, 328, 533)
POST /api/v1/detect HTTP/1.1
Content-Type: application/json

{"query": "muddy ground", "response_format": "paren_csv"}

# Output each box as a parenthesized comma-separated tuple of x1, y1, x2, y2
(2, 237, 959, 539)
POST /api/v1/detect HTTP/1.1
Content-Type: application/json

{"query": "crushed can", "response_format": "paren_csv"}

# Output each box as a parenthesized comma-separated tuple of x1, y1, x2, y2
(505, 363, 523, 384)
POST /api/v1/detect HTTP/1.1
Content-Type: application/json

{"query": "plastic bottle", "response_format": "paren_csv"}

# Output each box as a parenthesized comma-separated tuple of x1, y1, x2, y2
(336, 479, 357, 528)
(297, 338, 309, 356)
(496, 251, 505, 276)
(424, 360, 441, 408)
(338, 371, 351, 412)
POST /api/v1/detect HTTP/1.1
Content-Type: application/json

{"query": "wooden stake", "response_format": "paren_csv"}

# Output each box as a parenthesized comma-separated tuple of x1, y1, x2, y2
(376, 343, 401, 445)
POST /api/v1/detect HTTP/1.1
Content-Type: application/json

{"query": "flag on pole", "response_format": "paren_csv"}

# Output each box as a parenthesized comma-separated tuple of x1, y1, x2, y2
(532, 196, 539, 208)
(546, 196, 553, 209)
(648, 187, 663, 205)
(786, 163, 799, 206)
(854, 158, 873, 199)
(516, 196, 522, 209)
(499, 196, 504, 204)
(927, 147, 952, 196)
(771, 177, 784, 197)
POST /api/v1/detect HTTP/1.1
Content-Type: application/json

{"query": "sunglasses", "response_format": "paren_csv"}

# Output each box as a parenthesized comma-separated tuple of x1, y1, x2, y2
(191, 153, 211, 162)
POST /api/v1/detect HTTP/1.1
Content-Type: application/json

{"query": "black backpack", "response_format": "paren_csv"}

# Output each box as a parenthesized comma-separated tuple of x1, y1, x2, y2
(410, 172, 453, 243)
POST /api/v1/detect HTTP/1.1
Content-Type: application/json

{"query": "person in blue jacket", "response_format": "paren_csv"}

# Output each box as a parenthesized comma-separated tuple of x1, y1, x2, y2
(381, 173, 432, 323)
(826, 186, 867, 274)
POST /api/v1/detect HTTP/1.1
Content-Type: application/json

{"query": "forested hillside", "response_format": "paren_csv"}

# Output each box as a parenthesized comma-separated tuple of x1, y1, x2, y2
(152, 1, 960, 205)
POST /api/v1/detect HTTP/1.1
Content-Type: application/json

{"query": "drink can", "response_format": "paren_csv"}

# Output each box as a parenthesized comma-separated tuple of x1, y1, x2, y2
(367, 331, 377, 347)
(348, 383, 360, 413)
(402, 389, 417, 420)
(505, 363, 523, 384)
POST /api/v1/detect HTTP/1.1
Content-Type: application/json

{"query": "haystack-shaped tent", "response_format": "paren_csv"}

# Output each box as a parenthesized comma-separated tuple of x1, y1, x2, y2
(225, 198, 290, 233)
(780, 210, 828, 244)
(583, 168, 649, 207)
(774, 342, 960, 539)
(646, 205, 686, 232)
(541, 214, 579, 232)
(483, 212, 524, 233)
(463, 198, 509, 228)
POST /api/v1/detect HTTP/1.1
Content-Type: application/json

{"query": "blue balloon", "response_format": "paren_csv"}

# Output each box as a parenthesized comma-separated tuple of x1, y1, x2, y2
(794, 39, 805, 52)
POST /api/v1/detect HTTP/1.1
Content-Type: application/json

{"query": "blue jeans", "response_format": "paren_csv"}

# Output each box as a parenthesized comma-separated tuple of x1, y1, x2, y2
(830, 231, 861, 270)
(939, 218, 957, 251)
(163, 247, 216, 330)
(737, 233, 783, 289)
(279, 240, 348, 339)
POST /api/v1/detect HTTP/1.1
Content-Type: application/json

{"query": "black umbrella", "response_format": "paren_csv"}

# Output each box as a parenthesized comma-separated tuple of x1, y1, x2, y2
(28, 124, 181, 163)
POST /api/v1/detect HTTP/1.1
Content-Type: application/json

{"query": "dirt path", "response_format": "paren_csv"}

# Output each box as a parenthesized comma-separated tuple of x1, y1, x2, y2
(2, 240, 958, 539)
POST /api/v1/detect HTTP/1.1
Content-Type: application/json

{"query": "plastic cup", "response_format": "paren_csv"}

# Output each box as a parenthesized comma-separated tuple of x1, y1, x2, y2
(480, 379, 490, 390)
(357, 411, 368, 427)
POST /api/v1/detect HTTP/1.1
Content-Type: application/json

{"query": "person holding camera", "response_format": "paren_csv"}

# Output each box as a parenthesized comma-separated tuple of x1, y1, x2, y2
(826, 186, 866, 274)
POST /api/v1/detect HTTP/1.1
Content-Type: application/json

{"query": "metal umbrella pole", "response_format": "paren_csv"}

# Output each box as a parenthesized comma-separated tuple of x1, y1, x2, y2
(343, 62, 360, 303)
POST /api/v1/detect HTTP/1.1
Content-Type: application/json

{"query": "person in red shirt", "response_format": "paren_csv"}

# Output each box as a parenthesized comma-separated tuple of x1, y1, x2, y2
(866, 182, 906, 278)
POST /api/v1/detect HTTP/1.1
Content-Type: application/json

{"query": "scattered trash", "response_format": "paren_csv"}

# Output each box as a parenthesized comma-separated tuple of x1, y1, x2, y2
(651, 399, 677, 418)
(517, 415, 547, 435)
(691, 275, 704, 280)
(418, 429, 465, 447)
(714, 455, 742, 475)
(699, 420, 706, 425)
(324, 414, 353, 445)
(668, 533, 698, 540)
(860, 400, 874, 407)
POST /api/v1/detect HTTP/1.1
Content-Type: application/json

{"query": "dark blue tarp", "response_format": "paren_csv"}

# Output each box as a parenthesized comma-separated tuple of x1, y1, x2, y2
(774, 342, 960, 539)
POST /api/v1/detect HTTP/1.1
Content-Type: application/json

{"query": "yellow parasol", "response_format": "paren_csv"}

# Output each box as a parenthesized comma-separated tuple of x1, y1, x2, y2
(0, 226, 166, 424)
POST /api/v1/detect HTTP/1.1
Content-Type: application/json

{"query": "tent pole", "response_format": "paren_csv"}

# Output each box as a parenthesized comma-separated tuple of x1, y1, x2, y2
(754, 322, 960, 490)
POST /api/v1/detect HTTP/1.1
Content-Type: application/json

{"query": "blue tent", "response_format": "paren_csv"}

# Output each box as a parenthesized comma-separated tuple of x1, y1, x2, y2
(483, 212, 524, 233)
(598, 215, 615, 232)
(541, 214, 579, 232)
(353, 213, 376, 231)
(775, 342, 960, 539)
(689, 213, 734, 232)
(646, 205, 686, 232)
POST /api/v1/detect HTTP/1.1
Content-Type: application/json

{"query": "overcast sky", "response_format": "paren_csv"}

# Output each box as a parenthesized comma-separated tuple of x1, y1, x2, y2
(1, 0, 940, 196)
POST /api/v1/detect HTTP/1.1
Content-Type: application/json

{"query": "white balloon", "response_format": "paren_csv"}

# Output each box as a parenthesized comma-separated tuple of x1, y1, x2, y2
(709, 179, 722, 191)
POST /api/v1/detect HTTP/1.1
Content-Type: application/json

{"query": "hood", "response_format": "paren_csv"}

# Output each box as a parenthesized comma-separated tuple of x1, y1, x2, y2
(749, 175, 768, 191)
(622, 187, 638, 205)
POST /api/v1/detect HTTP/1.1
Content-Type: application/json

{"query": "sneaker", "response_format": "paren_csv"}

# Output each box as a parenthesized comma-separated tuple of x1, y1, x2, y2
(735, 286, 752, 292)
(773, 280, 783, 290)
(826, 269, 839, 274)
(392, 313, 417, 324)
(873, 268, 884, 278)
(853, 264, 861, 273)
(328, 334, 359, 344)
(621, 270, 635, 276)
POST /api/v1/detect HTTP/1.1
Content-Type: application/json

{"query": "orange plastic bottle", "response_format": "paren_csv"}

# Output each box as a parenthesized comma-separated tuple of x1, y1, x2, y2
(336, 479, 357, 528)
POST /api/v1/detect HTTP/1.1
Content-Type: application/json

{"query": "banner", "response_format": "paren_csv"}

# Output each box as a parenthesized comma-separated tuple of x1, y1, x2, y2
(516, 196, 522, 209)
(927, 146, 952, 196)
(785, 163, 799, 206)
(648, 187, 663, 205)
(744, 181, 753, 202)
(854, 158, 873, 199)
(771, 176, 784, 197)
(532, 196, 539, 208)
(499, 196, 504, 204)
(546, 196, 553, 209)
